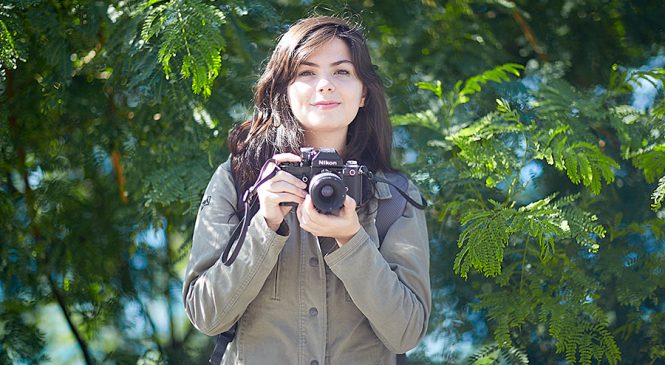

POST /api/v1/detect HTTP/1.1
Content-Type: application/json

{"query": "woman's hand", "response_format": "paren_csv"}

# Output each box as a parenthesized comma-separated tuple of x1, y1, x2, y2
(256, 153, 308, 231)
(296, 194, 361, 246)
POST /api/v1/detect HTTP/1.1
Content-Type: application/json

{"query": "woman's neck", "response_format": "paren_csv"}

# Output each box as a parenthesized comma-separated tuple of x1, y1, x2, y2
(303, 130, 347, 155)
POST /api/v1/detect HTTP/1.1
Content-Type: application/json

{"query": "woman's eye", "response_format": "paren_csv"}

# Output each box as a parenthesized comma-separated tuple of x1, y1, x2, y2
(298, 70, 314, 77)
(335, 69, 351, 76)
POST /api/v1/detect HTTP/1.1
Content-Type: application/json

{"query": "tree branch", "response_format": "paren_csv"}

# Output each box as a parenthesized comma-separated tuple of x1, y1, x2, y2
(512, 10, 548, 61)
(47, 276, 95, 365)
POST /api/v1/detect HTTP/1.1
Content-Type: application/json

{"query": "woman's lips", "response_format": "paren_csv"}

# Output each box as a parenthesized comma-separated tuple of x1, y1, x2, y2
(312, 100, 340, 110)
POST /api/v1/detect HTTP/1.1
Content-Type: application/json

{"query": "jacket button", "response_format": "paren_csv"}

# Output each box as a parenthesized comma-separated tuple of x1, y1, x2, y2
(310, 361, 319, 365)
(309, 257, 319, 266)
(309, 307, 318, 317)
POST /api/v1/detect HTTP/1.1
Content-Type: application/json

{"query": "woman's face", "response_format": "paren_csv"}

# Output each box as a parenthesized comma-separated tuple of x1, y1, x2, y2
(287, 37, 365, 146)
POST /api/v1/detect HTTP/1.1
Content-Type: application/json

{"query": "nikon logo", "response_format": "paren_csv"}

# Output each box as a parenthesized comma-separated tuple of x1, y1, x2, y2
(318, 160, 338, 166)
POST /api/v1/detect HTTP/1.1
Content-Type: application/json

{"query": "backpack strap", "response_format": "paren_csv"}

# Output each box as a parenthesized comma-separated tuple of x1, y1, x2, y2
(209, 324, 237, 365)
(376, 172, 415, 364)
(397, 353, 408, 365)
(364, 168, 427, 211)
(376, 172, 409, 244)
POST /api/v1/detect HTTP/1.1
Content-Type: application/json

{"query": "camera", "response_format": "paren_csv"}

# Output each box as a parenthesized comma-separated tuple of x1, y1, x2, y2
(279, 147, 367, 214)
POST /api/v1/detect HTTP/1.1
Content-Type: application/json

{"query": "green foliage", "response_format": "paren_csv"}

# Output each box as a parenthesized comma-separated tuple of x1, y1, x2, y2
(140, 0, 226, 97)
(454, 201, 513, 279)
(652, 176, 665, 210)
(0, 0, 278, 363)
(2, 1, 665, 364)
(0, 16, 18, 69)
(396, 57, 664, 363)
(0, 303, 48, 364)
(465, 343, 529, 365)
(631, 144, 665, 185)
(535, 127, 619, 194)
(541, 301, 620, 365)
(452, 193, 604, 279)
(447, 109, 524, 187)
(394, 64, 524, 130)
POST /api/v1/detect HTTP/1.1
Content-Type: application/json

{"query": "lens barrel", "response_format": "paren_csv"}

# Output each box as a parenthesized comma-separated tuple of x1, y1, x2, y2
(309, 172, 346, 214)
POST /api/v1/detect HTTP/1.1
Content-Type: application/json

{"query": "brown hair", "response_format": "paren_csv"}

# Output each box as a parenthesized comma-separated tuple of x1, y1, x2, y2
(228, 16, 394, 194)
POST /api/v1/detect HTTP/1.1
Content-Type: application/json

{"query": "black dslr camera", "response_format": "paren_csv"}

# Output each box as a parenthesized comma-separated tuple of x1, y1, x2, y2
(279, 147, 367, 214)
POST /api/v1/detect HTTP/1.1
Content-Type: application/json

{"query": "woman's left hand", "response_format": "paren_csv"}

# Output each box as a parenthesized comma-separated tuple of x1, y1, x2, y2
(296, 194, 361, 246)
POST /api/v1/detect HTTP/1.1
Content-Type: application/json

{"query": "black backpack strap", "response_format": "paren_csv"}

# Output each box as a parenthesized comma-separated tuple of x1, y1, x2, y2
(375, 172, 420, 364)
(209, 324, 237, 365)
(397, 353, 408, 365)
(376, 172, 408, 244)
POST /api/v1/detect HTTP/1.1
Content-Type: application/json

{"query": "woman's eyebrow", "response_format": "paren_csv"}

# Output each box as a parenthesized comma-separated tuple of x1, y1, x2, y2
(300, 59, 354, 67)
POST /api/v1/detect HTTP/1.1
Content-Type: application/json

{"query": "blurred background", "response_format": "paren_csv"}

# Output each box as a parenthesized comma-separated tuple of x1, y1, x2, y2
(1, 1, 664, 364)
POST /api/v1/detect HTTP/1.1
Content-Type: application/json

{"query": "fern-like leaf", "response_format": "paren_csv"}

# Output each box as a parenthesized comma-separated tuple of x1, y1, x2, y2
(475, 289, 538, 347)
(652, 97, 665, 119)
(0, 303, 49, 364)
(536, 128, 619, 194)
(448, 112, 525, 187)
(553, 194, 606, 250)
(0, 18, 18, 69)
(457, 63, 524, 100)
(466, 343, 529, 365)
(399, 64, 524, 129)
(391, 109, 440, 131)
(512, 195, 564, 262)
(415, 80, 442, 98)
(542, 301, 621, 365)
(140, 0, 226, 96)
(608, 64, 665, 96)
(632, 145, 665, 183)
(454, 203, 513, 278)
(652, 175, 665, 211)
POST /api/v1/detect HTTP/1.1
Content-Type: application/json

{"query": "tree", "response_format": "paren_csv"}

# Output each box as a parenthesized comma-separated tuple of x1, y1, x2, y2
(2, 0, 664, 364)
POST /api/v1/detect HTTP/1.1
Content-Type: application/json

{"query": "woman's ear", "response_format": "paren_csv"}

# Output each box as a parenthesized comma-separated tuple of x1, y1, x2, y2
(360, 89, 367, 107)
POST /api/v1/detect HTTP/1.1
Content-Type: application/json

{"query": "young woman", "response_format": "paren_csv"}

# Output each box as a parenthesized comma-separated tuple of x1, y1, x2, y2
(183, 16, 431, 365)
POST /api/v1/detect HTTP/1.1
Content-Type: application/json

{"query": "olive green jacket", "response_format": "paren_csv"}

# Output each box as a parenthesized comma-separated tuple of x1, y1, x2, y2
(183, 160, 431, 365)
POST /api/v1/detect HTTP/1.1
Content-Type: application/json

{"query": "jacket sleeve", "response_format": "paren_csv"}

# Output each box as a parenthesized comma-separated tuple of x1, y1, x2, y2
(182, 161, 289, 336)
(324, 180, 431, 353)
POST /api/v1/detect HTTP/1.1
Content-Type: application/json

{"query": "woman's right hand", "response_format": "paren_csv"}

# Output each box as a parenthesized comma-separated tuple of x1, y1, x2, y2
(256, 153, 308, 231)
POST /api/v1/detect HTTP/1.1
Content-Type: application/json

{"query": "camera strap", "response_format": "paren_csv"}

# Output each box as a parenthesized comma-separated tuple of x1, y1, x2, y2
(361, 168, 428, 210)
(221, 158, 279, 266)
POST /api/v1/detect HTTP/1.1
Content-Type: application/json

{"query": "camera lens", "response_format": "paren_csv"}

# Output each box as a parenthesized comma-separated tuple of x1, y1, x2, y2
(320, 185, 334, 198)
(309, 172, 346, 214)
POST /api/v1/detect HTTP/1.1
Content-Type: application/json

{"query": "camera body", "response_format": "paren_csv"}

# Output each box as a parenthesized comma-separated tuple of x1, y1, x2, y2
(279, 147, 366, 214)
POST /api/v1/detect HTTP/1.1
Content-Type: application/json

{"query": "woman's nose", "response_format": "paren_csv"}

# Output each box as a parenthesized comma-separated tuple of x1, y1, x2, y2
(317, 77, 335, 92)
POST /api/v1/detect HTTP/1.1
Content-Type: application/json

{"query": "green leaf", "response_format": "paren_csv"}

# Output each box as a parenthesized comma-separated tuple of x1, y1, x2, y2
(391, 109, 440, 131)
(632, 145, 665, 183)
(415, 80, 442, 98)
(459, 63, 524, 98)
(454, 207, 512, 278)
(652, 175, 665, 211)
(140, 0, 226, 96)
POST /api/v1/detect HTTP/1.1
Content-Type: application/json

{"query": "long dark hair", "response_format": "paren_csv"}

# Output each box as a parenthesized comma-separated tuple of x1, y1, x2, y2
(228, 16, 394, 194)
